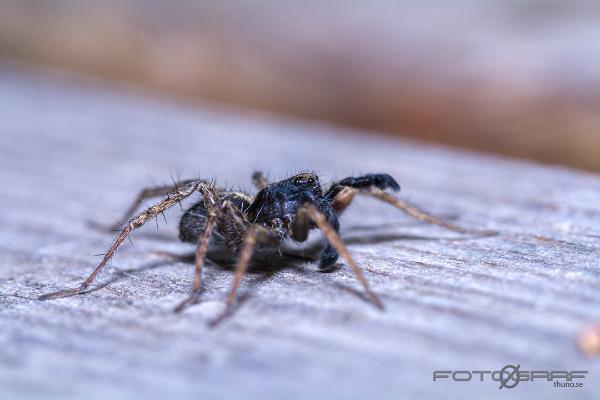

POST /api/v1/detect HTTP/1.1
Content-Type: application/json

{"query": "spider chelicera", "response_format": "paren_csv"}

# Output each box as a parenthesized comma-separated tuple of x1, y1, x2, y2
(39, 171, 495, 318)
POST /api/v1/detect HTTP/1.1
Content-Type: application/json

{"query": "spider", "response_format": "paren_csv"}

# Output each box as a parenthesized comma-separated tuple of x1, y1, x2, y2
(39, 171, 496, 315)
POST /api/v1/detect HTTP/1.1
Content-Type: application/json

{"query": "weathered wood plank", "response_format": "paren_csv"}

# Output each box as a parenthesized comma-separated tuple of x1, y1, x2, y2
(0, 65, 599, 400)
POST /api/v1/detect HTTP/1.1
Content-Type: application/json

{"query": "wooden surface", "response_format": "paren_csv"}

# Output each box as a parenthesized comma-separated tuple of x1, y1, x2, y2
(0, 65, 599, 400)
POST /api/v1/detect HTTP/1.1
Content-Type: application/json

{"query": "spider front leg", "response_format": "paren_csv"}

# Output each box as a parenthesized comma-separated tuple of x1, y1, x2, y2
(365, 188, 498, 236)
(325, 173, 400, 215)
(293, 204, 384, 310)
(292, 204, 340, 270)
(326, 173, 497, 236)
(38, 180, 207, 300)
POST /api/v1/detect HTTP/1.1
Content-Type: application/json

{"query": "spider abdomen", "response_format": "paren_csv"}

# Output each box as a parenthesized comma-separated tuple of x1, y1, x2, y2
(178, 201, 208, 244)
(179, 191, 252, 247)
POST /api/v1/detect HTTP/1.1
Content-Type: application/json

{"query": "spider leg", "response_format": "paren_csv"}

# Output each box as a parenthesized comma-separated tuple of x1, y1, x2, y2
(325, 173, 399, 215)
(327, 173, 496, 236)
(173, 207, 220, 313)
(296, 204, 384, 310)
(226, 225, 280, 306)
(251, 171, 269, 190)
(174, 199, 249, 313)
(38, 180, 207, 300)
(104, 179, 199, 231)
(292, 203, 340, 268)
(363, 188, 498, 236)
(328, 186, 357, 215)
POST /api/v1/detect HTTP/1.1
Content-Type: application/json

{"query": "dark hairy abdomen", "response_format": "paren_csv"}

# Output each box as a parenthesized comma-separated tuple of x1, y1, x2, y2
(179, 201, 209, 244)
(178, 191, 252, 247)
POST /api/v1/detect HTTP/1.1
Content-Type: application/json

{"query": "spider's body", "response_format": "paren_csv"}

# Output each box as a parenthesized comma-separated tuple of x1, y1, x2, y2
(40, 171, 494, 320)
(179, 172, 399, 270)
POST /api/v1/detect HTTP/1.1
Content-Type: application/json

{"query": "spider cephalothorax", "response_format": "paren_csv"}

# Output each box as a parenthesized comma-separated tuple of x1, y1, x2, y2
(40, 171, 496, 320)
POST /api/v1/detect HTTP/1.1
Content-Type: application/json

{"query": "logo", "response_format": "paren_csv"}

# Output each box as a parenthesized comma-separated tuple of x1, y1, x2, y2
(433, 365, 588, 390)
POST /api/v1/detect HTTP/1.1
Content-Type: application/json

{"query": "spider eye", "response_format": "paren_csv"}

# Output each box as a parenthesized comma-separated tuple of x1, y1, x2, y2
(293, 175, 315, 185)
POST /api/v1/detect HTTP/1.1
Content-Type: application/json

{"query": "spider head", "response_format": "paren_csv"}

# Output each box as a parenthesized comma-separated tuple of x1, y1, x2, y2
(287, 172, 322, 197)
(245, 172, 324, 223)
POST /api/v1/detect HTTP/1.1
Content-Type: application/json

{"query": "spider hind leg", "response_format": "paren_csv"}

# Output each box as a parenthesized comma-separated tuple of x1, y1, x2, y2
(39, 180, 206, 300)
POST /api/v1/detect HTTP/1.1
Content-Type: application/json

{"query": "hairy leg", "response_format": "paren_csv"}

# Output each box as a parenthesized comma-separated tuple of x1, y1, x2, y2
(39, 180, 207, 300)
(174, 199, 250, 313)
(206, 224, 280, 328)
(325, 173, 399, 214)
(251, 171, 269, 190)
(363, 188, 497, 236)
(215, 200, 252, 252)
(224, 225, 280, 307)
(292, 204, 340, 269)
(295, 204, 384, 310)
(107, 179, 199, 231)
(173, 206, 221, 313)
(327, 173, 496, 236)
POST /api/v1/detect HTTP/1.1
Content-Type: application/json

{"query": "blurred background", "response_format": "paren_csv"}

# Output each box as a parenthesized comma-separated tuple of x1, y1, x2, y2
(1, 0, 599, 171)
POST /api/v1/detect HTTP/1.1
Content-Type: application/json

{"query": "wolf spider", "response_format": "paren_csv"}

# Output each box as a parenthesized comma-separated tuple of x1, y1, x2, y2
(39, 172, 496, 315)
